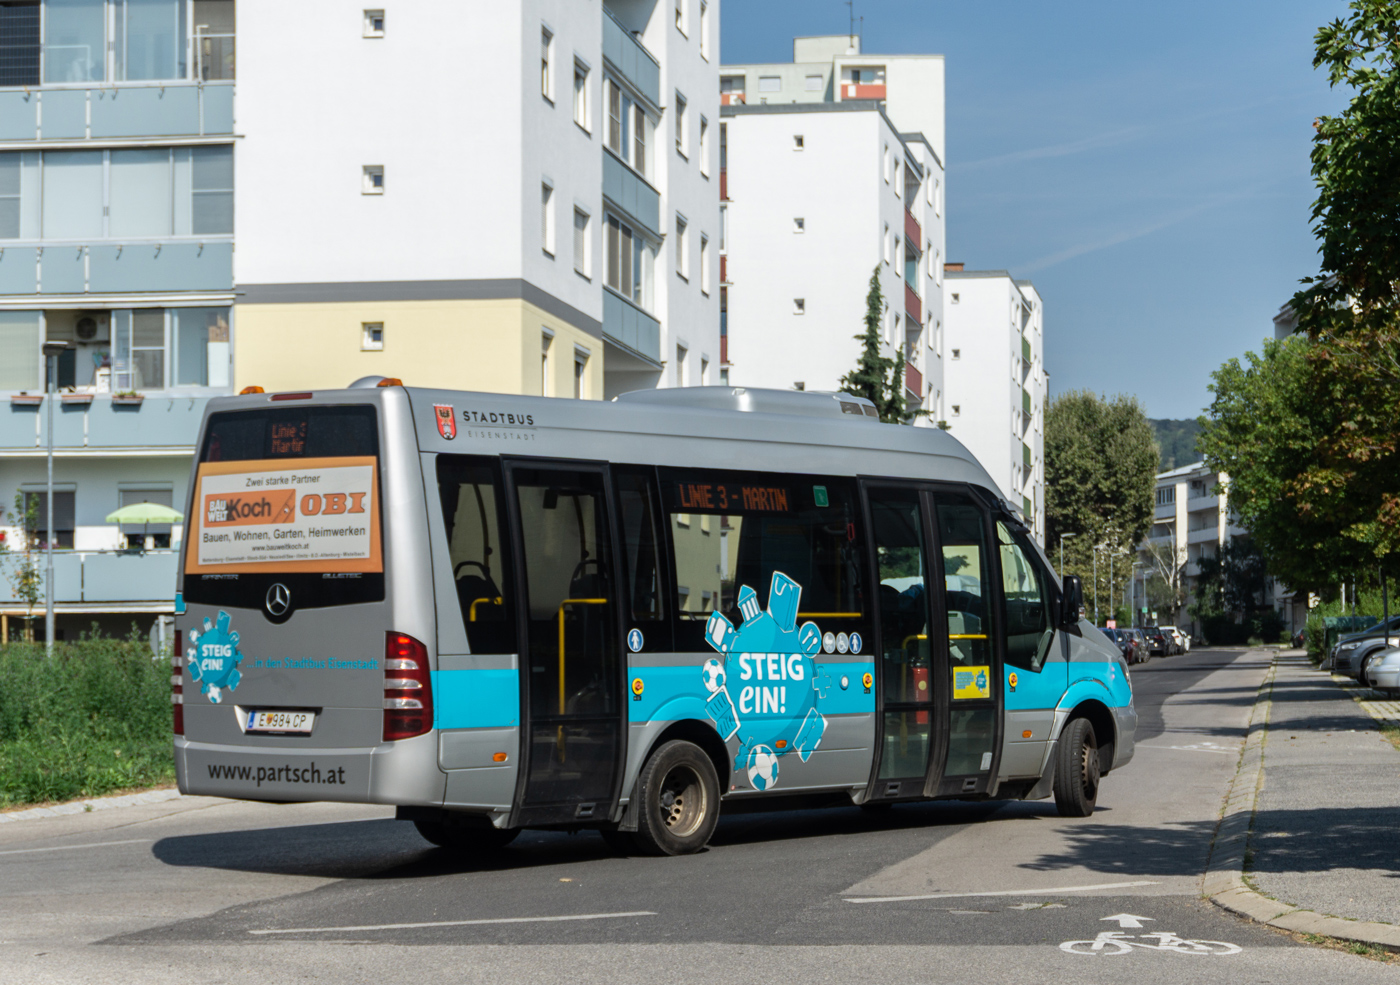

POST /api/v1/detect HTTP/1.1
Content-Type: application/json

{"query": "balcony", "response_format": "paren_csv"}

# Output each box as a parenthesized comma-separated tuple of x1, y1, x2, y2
(2, 394, 210, 452)
(0, 241, 233, 296)
(602, 151, 660, 237)
(0, 82, 234, 142)
(720, 167, 728, 201)
(0, 549, 177, 610)
(720, 333, 728, 364)
(603, 289, 661, 363)
(904, 208, 921, 247)
(1022, 336, 1031, 366)
(904, 282, 921, 323)
(904, 361, 922, 399)
(602, 6, 660, 107)
(721, 93, 746, 106)
(1023, 441, 1032, 469)
(1188, 525, 1220, 546)
(1022, 387, 1032, 417)
(842, 83, 886, 100)
(720, 254, 728, 283)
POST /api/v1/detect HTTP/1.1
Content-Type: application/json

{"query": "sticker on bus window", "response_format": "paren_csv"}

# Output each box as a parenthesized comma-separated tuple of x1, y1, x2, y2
(185, 456, 382, 575)
(953, 665, 991, 700)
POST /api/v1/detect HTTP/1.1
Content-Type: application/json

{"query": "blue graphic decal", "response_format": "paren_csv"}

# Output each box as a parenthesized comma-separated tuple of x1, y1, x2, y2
(186, 611, 244, 704)
(627, 628, 644, 653)
(703, 571, 831, 790)
(849, 632, 863, 655)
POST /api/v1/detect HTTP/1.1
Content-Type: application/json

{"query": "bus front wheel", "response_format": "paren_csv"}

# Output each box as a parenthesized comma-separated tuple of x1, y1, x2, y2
(631, 740, 721, 856)
(1053, 718, 1100, 818)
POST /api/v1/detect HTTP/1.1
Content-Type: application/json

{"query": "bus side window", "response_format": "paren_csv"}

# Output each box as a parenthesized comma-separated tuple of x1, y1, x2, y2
(997, 521, 1052, 672)
(614, 467, 672, 652)
(436, 456, 517, 655)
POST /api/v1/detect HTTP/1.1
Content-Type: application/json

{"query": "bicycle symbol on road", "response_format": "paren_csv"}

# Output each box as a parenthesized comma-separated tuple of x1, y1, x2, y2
(1060, 931, 1242, 956)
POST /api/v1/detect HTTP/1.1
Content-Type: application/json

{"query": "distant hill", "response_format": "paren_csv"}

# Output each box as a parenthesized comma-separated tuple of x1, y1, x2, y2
(1150, 419, 1201, 472)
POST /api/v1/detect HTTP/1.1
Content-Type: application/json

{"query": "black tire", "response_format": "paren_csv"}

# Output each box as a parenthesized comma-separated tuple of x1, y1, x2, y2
(414, 817, 519, 851)
(631, 740, 721, 856)
(1053, 718, 1101, 818)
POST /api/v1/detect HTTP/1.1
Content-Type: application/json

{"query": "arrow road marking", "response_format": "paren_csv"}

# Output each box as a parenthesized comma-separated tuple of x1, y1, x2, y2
(1102, 913, 1155, 928)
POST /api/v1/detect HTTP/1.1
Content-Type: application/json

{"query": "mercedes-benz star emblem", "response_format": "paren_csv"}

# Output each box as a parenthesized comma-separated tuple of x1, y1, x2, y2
(265, 583, 291, 617)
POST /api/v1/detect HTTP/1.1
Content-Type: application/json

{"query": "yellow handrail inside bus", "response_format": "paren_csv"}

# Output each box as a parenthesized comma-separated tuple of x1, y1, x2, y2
(469, 596, 503, 622)
(901, 633, 928, 650)
(949, 633, 988, 640)
(557, 599, 609, 715)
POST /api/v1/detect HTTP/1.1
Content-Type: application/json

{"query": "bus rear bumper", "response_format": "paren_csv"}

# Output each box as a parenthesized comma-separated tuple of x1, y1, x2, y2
(175, 733, 447, 806)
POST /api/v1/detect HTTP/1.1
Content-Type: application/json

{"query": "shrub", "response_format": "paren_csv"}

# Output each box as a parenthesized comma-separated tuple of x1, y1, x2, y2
(0, 632, 174, 807)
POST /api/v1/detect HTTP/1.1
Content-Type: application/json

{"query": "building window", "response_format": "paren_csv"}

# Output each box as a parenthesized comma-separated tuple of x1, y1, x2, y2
(675, 0, 685, 34)
(606, 214, 653, 308)
(541, 27, 553, 100)
(952, 404, 961, 416)
(675, 91, 687, 156)
(192, 146, 234, 232)
(22, 490, 75, 549)
(573, 208, 589, 277)
(699, 1, 709, 57)
(605, 79, 651, 178)
(720, 75, 744, 103)
(793, 298, 805, 315)
(362, 322, 384, 351)
(362, 164, 384, 195)
(573, 62, 589, 129)
(793, 134, 804, 150)
(674, 214, 687, 278)
(883, 143, 890, 182)
(883, 222, 890, 263)
(793, 217, 804, 233)
(700, 356, 709, 385)
(1156, 486, 1176, 507)
(719, 204, 727, 251)
(676, 344, 687, 386)
(893, 160, 901, 197)
(0, 1, 39, 86)
(951, 292, 960, 304)
(0, 153, 22, 239)
(541, 182, 554, 256)
(574, 348, 588, 398)
(935, 178, 943, 216)
(45, 0, 105, 82)
(699, 116, 709, 176)
(804, 74, 822, 91)
(951, 348, 960, 360)
(700, 234, 710, 294)
(363, 9, 385, 37)
(541, 331, 553, 395)
(758, 75, 780, 92)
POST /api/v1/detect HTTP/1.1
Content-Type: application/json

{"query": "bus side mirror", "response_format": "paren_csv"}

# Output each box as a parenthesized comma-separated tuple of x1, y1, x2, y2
(1060, 575, 1084, 628)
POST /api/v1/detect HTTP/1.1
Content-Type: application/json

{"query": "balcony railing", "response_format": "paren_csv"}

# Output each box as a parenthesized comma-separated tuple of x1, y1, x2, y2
(0, 549, 176, 607)
(904, 361, 922, 398)
(0, 81, 233, 142)
(720, 167, 728, 201)
(904, 208, 921, 247)
(904, 282, 921, 323)
(720, 333, 728, 364)
(720, 254, 728, 283)
(0, 240, 233, 296)
(602, 5, 660, 107)
(843, 83, 886, 100)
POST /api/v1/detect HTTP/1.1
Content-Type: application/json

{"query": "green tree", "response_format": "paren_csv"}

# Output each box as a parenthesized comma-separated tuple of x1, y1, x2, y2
(1045, 391, 1158, 621)
(840, 267, 908, 423)
(0, 493, 42, 642)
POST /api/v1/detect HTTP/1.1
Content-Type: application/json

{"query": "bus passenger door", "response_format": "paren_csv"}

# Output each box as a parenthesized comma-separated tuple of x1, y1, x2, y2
(504, 461, 625, 827)
(927, 491, 1004, 797)
(864, 485, 939, 800)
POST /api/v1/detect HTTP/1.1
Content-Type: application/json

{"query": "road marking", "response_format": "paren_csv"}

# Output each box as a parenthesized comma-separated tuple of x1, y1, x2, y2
(844, 880, 1159, 903)
(0, 838, 153, 857)
(249, 910, 657, 935)
(1061, 930, 1241, 955)
(1137, 742, 1235, 755)
(1102, 913, 1154, 928)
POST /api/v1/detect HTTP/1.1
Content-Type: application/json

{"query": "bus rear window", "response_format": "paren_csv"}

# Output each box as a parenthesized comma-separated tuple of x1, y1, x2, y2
(201, 406, 379, 462)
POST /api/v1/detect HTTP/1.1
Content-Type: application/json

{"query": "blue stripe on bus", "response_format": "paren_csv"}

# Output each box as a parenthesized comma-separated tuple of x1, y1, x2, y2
(432, 669, 520, 729)
(1004, 662, 1130, 712)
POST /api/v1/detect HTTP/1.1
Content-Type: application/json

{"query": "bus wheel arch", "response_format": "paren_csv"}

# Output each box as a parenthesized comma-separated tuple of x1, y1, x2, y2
(1061, 698, 1116, 776)
(648, 719, 732, 788)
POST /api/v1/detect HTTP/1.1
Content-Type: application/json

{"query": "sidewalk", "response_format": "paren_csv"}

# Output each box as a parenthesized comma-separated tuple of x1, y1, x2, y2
(1208, 649, 1400, 948)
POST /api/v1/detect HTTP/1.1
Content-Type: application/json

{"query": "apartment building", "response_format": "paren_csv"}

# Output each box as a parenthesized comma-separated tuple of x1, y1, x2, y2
(0, 0, 235, 640)
(941, 267, 1047, 540)
(234, 0, 720, 399)
(717, 36, 946, 421)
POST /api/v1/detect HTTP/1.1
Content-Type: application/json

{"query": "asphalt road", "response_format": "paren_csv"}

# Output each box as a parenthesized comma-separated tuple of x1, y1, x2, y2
(3, 646, 1398, 984)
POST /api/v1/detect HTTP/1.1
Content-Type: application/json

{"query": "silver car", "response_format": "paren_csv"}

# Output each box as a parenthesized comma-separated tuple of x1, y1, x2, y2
(1364, 646, 1400, 696)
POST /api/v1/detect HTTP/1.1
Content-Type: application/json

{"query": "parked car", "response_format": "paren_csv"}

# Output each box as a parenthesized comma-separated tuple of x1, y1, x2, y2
(1333, 616, 1400, 680)
(1144, 627, 1170, 657)
(1163, 627, 1187, 654)
(1364, 647, 1400, 696)
(1128, 628, 1149, 659)
(1100, 627, 1143, 665)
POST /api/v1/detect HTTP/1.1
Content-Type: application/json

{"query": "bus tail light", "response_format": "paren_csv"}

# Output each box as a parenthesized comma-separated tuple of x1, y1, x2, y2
(383, 632, 433, 741)
(172, 652, 184, 735)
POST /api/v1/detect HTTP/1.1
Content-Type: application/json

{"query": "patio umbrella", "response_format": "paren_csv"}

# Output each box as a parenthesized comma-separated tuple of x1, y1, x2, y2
(105, 502, 185, 548)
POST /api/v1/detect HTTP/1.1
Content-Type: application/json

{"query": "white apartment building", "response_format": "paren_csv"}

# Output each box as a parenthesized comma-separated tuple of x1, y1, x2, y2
(941, 268, 1047, 539)
(233, 0, 720, 399)
(717, 36, 946, 422)
(1144, 462, 1244, 634)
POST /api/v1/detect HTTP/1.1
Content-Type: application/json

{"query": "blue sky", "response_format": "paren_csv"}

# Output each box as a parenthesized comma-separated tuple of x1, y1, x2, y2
(720, 1, 1350, 419)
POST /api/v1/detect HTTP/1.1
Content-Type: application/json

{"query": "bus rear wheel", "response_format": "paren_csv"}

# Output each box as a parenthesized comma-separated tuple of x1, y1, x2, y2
(631, 740, 721, 856)
(414, 817, 519, 852)
(1053, 717, 1100, 818)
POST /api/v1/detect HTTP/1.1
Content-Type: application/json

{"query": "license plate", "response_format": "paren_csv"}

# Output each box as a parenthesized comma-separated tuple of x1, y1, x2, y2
(245, 710, 316, 734)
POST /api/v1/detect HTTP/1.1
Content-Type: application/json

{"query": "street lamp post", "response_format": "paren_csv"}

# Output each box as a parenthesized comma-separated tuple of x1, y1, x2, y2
(41, 341, 70, 655)
(1059, 533, 1076, 578)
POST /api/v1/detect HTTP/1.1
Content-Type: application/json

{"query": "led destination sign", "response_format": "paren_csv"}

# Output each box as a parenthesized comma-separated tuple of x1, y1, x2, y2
(671, 481, 792, 514)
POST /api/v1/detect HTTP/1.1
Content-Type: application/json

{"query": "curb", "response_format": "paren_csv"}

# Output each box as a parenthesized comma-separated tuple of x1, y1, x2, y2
(1203, 651, 1400, 950)
(0, 787, 184, 824)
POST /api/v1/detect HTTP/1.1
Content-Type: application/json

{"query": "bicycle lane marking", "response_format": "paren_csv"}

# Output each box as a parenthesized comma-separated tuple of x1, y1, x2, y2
(1061, 914, 1243, 955)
